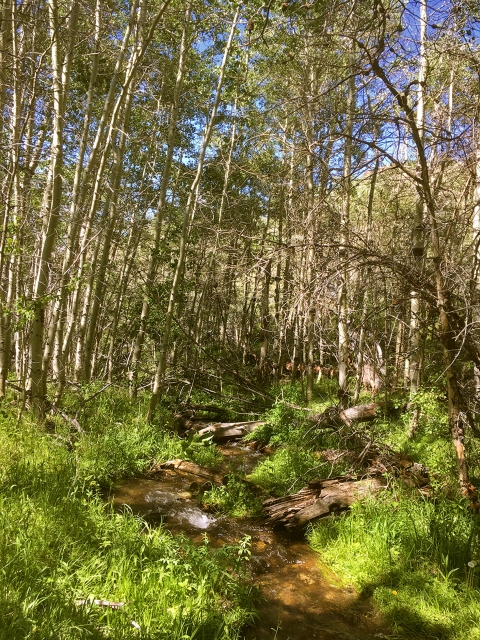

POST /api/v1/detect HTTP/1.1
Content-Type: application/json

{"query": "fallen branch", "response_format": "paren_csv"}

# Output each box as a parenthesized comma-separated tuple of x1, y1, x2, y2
(75, 599, 141, 630)
(149, 458, 263, 495)
(304, 403, 381, 441)
(75, 599, 127, 609)
(48, 403, 83, 433)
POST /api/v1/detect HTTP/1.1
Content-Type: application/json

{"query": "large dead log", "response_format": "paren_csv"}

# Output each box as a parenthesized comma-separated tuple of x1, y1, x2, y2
(263, 475, 387, 530)
(150, 459, 225, 484)
(185, 420, 266, 442)
(148, 458, 263, 494)
(307, 403, 381, 432)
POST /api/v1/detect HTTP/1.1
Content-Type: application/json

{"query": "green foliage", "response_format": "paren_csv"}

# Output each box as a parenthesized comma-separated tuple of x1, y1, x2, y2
(0, 408, 255, 640)
(249, 447, 318, 496)
(308, 490, 480, 639)
(58, 386, 223, 486)
(201, 476, 263, 518)
(373, 389, 458, 488)
(180, 432, 224, 468)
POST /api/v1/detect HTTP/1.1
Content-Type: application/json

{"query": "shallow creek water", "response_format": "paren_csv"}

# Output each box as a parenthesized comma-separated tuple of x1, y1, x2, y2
(112, 444, 386, 640)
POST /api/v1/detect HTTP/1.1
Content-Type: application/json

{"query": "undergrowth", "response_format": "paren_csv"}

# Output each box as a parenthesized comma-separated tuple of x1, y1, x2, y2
(299, 384, 480, 640)
(0, 398, 255, 640)
(308, 490, 480, 640)
(55, 384, 223, 487)
(201, 476, 263, 518)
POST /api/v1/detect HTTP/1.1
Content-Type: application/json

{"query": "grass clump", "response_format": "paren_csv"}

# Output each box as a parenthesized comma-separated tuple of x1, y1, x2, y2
(201, 476, 263, 518)
(54, 385, 223, 486)
(0, 404, 255, 640)
(308, 489, 480, 640)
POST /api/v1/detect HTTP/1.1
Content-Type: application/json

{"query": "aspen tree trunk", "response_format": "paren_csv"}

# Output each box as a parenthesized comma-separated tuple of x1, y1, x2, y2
(407, 0, 427, 437)
(46, 0, 101, 394)
(82, 69, 136, 381)
(0, 0, 16, 397)
(147, 5, 240, 421)
(272, 126, 289, 383)
(302, 51, 316, 403)
(0, 0, 15, 285)
(107, 206, 147, 382)
(259, 259, 272, 382)
(57, 0, 171, 399)
(291, 315, 300, 384)
(193, 93, 238, 378)
(54, 0, 138, 398)
(282, 137, 295, 379)
(353, 154, 379, 403)
(409, 0, 427, 400)
(305, 155, 315, 402)
(473, 116, 480, 402)
(190, 96, 238, 373)
(129, 0, 191, 397)
(338, 46, 355, 408)
(56, 0, 171, 399)
(30, 0, 78, 416)
(38, 0, 79, 392)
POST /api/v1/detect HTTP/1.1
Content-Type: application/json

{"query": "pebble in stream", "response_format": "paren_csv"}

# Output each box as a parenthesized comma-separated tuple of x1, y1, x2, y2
(112, 445, 387, 640)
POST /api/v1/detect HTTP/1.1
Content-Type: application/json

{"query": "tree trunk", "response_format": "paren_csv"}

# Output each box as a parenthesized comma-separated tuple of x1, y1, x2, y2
(147, 4, 241, 420)
(338, 45, 355, 408)
(129, 0, 191, 397)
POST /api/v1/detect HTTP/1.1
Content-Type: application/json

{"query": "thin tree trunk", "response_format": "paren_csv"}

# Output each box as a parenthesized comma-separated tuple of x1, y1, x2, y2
(147, 4, 240, 420)
(353, 151, 379, 403)
(129, 0, 191, 397)
(407, 0, 428, 436)
(338, 45, 355, 408)
(30, 0, 78, 416)
(47, 0, 101, 396)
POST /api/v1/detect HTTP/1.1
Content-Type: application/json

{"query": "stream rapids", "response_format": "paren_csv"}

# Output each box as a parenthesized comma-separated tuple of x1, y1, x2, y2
(112, 443, 387, 640)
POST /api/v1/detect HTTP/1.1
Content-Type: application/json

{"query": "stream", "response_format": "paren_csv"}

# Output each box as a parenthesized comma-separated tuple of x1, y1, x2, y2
(112, 443, 387, 640)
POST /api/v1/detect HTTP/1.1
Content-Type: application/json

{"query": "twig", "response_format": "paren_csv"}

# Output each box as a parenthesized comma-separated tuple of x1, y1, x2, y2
(75, 599, 127, 609)
(48, 402, 83, 433)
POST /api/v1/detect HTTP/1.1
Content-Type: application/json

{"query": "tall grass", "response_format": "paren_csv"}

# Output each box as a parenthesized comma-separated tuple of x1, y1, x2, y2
(308, 489, 480, 640)
(0, 401, 254, 640)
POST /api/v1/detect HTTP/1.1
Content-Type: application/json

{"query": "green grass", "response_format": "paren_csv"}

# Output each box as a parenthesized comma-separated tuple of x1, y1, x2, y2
(308, 489, 480, 639)
(4, 378, 480, 640)
(201, 476, 263, 518)
(245, 383, 356, 496)
(0, 402, 255, 640)
(51, 385, 224, 487)
(246, 381, 480, 639)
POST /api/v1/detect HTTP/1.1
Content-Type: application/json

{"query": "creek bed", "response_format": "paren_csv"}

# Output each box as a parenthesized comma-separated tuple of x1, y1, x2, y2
(112, 443, 386, 640)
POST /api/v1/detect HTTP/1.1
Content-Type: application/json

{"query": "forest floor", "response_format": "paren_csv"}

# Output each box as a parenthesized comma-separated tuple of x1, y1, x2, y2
(1, 379, 480, 639)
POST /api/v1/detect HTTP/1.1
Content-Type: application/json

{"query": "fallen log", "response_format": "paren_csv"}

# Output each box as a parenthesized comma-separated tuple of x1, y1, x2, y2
(304, 404, 383, 442)
(148, 458, 263, 495)
(186, 420, 265, 442)
(308, 403, 381, 430)
(150, 459, 225, 484)
(263, 475, 387, 530)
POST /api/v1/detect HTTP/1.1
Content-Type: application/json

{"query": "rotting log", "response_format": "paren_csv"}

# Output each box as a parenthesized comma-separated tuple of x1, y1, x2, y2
(185, 420, 266, 442)
(148, 458, 264, 495)
(150, 459, 225, 484)
(308, 403, 381, 431)
(263, 475, 387, 530)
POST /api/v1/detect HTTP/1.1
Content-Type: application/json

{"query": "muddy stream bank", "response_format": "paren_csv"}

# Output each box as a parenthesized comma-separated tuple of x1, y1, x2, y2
(112, 443, 387, 640)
